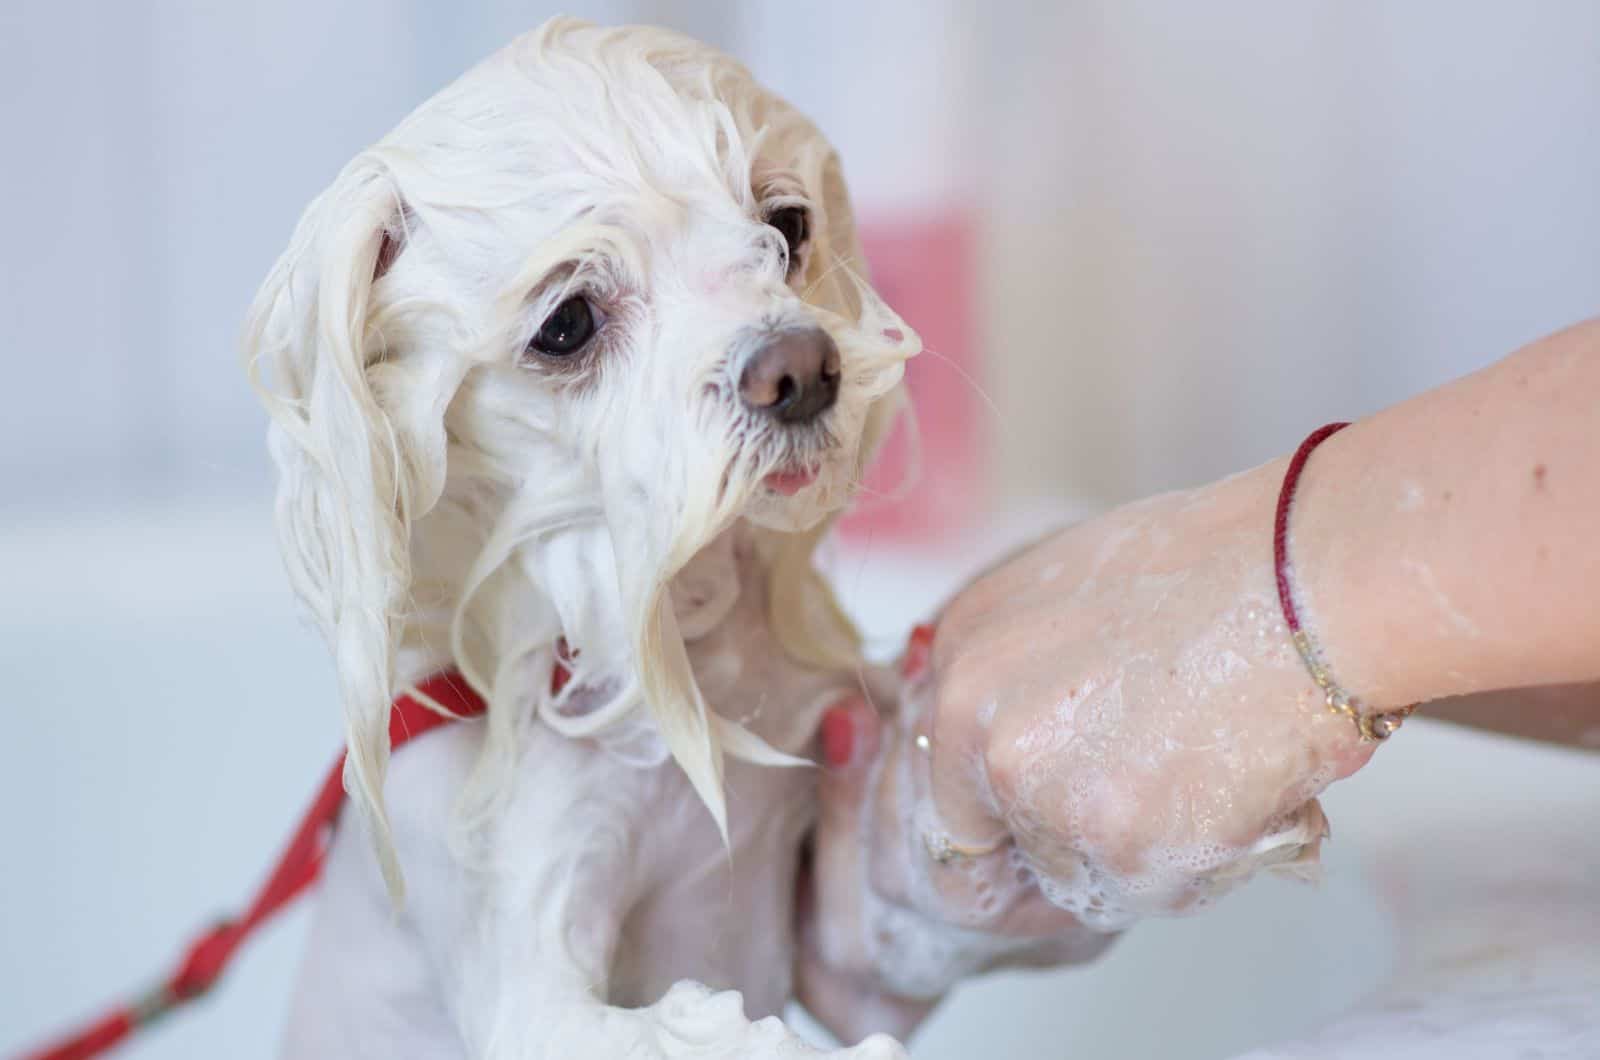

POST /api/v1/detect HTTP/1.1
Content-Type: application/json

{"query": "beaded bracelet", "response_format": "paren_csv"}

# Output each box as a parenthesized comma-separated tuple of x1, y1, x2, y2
(1273, 423, 1417, 742)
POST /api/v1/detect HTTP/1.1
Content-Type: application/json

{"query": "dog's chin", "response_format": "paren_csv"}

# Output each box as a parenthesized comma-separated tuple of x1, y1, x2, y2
(740, 457, 848, 533)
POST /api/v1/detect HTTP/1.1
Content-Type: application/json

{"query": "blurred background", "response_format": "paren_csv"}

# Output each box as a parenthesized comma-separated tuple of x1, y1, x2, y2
(3, 2, 1597, 1058)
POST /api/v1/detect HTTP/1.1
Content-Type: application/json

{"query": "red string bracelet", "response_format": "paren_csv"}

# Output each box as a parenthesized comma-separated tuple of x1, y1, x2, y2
(1274, 422, 1416, 742)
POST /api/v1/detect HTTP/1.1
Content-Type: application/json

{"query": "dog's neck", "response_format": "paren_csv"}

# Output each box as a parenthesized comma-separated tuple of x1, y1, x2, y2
(402, 506, 825, 752)
(631, 520, 830, 754)
(671, 523, 836, 754)
(665, 526, 744, 643)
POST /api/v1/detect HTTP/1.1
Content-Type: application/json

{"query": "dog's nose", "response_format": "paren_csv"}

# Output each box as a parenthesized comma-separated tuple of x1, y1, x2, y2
(738, 326, 841, 424)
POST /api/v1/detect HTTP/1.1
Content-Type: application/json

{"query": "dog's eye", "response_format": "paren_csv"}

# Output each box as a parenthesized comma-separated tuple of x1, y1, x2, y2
(531, 296, 598, 357)
(766, 206, 810, 269)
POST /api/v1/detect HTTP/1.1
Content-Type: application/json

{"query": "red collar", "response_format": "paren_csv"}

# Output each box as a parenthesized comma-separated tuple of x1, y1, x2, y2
(388, 670, 488, 748)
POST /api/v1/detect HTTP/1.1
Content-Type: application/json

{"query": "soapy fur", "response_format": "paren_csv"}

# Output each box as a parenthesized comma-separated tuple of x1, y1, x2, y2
(249, 19, 916, 1057)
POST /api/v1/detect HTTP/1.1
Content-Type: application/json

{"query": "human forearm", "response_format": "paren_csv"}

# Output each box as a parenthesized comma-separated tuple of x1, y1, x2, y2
(1291, 319, 1600, 708)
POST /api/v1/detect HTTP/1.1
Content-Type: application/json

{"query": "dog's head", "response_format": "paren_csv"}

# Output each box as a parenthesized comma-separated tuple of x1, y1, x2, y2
(247, 18, 917, 892)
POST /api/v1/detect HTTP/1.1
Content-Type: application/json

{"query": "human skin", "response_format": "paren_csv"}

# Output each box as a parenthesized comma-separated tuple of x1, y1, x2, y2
(798, 318, 1600, 1041)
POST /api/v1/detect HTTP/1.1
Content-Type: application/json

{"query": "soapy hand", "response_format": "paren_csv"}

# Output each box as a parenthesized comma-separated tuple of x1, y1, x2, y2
(798, 464, 1377, 1041)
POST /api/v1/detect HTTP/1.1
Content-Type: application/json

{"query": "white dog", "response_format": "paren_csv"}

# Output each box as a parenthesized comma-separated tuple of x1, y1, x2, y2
(246, 17, 920, 1059)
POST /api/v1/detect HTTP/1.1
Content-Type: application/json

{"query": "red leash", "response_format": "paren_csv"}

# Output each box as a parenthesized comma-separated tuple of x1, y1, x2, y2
(18, 672, 488, 1060)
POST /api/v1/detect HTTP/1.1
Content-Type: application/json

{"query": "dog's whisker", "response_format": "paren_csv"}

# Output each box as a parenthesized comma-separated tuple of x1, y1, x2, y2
(799, 252, 856, 303)
(914, 343, 1009, 441)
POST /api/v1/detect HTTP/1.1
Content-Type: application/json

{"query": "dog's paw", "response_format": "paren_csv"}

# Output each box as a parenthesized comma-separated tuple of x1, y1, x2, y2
(627, 980, 906, 1059)
(839, 1032, 910, 1059)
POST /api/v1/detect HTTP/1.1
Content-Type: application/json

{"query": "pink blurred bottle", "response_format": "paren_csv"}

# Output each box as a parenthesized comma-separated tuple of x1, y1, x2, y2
(844, 210, 982, 542)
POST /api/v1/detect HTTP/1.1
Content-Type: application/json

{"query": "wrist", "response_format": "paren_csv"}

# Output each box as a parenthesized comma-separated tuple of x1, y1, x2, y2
(1277, 420, 1481, 709)
(1166, 460, 1373, 758)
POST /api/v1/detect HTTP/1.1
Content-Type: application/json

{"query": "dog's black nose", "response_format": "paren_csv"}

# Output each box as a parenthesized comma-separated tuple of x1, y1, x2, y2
(738, 326, 841, 424)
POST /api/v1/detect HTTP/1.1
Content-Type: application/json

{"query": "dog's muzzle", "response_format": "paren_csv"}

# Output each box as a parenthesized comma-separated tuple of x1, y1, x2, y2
(737, 325, 840, 425)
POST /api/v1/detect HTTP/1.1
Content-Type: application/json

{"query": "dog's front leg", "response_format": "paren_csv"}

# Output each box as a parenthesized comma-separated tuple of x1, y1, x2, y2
(388, 728, 902, 1060)
(448, 825, 907, 1058)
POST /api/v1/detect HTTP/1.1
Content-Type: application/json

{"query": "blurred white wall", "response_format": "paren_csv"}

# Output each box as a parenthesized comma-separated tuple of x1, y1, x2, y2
(0, 0, 645, 510)
(981, 2, 1600, 501)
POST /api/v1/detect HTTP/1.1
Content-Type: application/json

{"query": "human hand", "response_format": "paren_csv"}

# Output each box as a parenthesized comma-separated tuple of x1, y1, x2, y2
(799, 463, 1379, 1039)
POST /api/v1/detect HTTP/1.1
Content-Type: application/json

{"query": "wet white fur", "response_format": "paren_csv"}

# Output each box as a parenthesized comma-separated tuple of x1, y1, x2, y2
(283, 531, 905, 1057)
(247, 19, 915, 1057)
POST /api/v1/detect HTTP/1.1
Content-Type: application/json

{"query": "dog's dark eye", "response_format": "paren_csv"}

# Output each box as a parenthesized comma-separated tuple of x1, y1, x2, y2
(766, 206, 810, 269)
(531, 296, 597, 357)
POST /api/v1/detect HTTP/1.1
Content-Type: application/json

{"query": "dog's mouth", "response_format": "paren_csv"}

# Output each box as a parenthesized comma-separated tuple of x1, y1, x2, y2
(761, 462, 820, 496)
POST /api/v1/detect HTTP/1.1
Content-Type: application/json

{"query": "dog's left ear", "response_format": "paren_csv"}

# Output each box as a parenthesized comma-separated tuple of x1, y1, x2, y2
(814, 147, 911, 459)
(809, 151, 868, 320)
(245, 156, 443, 899)
(809, 148, 904, 463)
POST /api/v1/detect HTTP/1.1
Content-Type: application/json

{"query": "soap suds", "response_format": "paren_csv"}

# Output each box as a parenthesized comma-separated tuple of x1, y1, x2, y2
(1402, 557, 1482, 638)
(1398, 481, 1425, 512)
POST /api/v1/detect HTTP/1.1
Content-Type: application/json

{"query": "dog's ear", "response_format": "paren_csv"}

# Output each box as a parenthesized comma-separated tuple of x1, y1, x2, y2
(245, 157, 423, 899)
(809, 147, 909, 457)
(815, 148, 910, 460)
(819, 148, 908, 451)
(810, 151, 868, 319)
